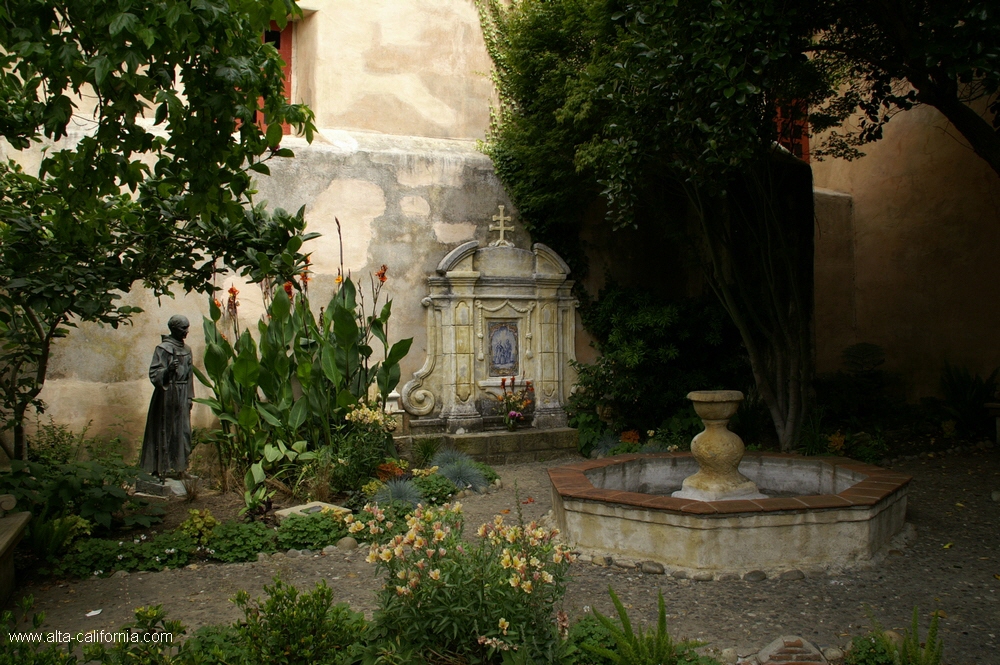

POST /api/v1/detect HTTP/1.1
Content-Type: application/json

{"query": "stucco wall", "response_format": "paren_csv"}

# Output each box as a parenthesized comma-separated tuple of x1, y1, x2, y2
(295, 0, 494, 140)
(811, 104, 1000, 398)
(36, 132, 518, 449)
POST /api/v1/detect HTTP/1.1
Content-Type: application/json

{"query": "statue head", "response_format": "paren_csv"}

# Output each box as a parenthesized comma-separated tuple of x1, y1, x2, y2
(167, 315, 190, 341)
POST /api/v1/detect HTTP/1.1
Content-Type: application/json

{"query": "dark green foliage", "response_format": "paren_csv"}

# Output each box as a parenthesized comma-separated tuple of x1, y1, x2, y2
(26, 420, 81, 465)
(845, 608, 943, 665)
(181, 624, 249, 665)
(0, 0, 318, 462)
(564, 615, 617, 665)
(275, 512, 348, 551)
(940, 362, 998, 439)
(208, 521, 276, 564)
(412, 473, 457, 505)
(472, 461, 500, 484)
(412, 437, 443, 468)
(568, 287, 750, 455)
(583, 588, 718, 665)
(0, 459, 161, 531)
(1, 597, 79, 665)
(233, 578, 367, 665)
(815, 344, 900, 431)
(54, 531, 195, 578)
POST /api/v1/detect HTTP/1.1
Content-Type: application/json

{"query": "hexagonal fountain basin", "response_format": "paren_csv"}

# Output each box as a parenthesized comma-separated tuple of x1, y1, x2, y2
(548, 453, 911, 573)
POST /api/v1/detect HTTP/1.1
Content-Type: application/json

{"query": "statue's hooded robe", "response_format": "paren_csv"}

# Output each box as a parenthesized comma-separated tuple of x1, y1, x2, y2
(140, 334, 193, 476)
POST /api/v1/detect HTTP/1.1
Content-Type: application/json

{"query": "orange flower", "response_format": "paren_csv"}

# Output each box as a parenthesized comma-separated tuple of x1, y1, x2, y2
(335, 273, 343, 285)
(620, 430, 641, 444)
(375, 264, 388, 283)
(501, 377, 506, 389)
(283, 281, 294, 298)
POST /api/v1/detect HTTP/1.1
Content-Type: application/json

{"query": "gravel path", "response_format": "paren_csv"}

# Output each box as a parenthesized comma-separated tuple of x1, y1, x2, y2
(11, 447, 1000, 664)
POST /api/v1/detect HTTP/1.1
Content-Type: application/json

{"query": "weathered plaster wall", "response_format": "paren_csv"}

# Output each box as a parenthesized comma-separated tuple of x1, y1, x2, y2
(813, 188, 857, 375)
(811, 104, 1000, 398)
(35, 132, 517, 449)
(295, 0, 494, 140)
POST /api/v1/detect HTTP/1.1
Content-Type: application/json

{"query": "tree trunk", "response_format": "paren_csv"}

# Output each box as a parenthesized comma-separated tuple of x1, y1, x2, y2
(688, 153, 815, 451)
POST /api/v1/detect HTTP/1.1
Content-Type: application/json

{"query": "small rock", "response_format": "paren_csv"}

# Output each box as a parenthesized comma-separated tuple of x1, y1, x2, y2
(494, 479, 503, 489)
(670, 569, 688, 579)
(323, 545, 337, 555)
(337, 537, 359, 551)
(822, 646, 845, 662)
(592, 555, 614, 567)
(257, 553, 269, 562)
(112, 570, 129, 579)
(743, 570, 767, 582)
(614, 560, 636, 570)
(300, 550, 313, 557)
(779, 569, 805, 581)
(576, 554, 592, 564)
(285, 549, 300, 558)
(720, 647, 739, 664)
(640, 561, 665, 575)
(691, 571, 714, 581)
(882, 630, 904, 649)
(991, 490, 1000, 502)
(185, 564, 199, 571)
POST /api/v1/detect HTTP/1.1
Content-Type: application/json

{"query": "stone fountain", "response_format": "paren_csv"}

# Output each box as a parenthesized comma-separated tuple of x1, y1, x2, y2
(548, 390, 912, 574)
(671, 390, 765, 501)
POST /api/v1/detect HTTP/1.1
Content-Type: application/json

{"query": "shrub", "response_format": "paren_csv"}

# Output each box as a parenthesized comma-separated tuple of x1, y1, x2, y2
(472, 461, 500, 484)
(940, 362, 998, 439)
(0, 459, 161, 532)
(208, 521, 276, 563)
(431, 447, 474, 467)
(367, 503, 574, 662)
(565, 615, 617, 665)
(27, 419, 82, 466)
(276, 511, 348, 551)
(234, 578, 367, 665)
(568, 286, 751, 456)
(438, 459, 487, 491)
(54, 531, 195, 578)
(0, 596, 77, 664)
(179, 509, 219, 546)
(845, 607, 943, 665)
(584, 588, 715, 665)
(373, 478, 422, 508)
(412, 437, 442, 468)
(412, 473, 457, 505)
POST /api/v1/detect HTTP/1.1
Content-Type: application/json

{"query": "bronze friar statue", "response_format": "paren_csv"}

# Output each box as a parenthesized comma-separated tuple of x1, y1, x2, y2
(140, 315, 194, 478)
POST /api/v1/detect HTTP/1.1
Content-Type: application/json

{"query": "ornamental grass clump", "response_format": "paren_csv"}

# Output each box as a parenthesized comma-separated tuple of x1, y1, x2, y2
(438, 458, 488, 491)
(366, 502, 574, 661)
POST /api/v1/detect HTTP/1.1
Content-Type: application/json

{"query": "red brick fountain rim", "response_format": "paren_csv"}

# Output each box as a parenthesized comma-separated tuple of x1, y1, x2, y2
(548, 452, 911, 515)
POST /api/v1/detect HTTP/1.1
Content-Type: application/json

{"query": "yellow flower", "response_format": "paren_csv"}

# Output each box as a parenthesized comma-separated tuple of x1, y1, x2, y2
(395, 585, 411, 596)
(498, 618, 510, 635)
(433, 529, 446, 542)
(521, 580, 533, 594)
(429, 569, 441, 580)
(508, 575, 520, 588)
(379, 549, 393, 562)
(541, 571, 554, 584)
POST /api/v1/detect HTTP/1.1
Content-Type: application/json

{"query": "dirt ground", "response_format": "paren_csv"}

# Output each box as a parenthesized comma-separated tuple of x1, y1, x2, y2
(10, 448, 1000, 664)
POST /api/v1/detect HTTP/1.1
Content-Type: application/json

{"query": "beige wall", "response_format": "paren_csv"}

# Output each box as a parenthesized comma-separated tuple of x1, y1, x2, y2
(812, 104, 1000, 398)
(295, 0, 494, 140)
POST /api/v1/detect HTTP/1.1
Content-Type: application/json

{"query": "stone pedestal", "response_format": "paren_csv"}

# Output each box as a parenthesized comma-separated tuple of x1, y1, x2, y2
(672, 390, 766, 501)
(401, 238, 577, 433)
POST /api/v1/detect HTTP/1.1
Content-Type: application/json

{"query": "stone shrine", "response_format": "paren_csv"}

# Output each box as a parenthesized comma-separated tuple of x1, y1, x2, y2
(401, 208, 576, 433)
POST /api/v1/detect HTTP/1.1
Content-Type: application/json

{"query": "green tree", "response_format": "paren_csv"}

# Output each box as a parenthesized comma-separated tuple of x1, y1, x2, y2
(806, 0, 1000, 176)
(481, 0, 1000, 449)
(480, 0, 824, 449)
(0, 0, 317, 461)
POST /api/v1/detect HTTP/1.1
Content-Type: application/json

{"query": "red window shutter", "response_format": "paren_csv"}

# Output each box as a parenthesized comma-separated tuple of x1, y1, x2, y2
(775, 103, 810, 162)
(262, 21, 293, 135)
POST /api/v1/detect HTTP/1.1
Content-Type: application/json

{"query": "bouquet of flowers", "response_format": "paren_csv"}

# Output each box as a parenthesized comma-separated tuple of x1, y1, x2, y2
(496, 376, 534, 430)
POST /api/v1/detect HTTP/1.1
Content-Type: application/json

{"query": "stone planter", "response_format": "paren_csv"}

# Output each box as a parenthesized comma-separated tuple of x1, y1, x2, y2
(672, 390, 765, 501)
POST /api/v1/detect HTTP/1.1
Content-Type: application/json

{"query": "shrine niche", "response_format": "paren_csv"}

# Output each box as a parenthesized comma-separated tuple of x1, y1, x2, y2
(401, 208, 577, 433)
